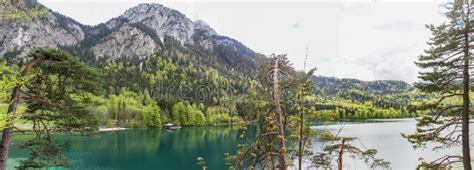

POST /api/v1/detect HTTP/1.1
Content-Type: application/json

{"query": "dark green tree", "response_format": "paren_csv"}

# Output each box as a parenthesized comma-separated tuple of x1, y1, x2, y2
(0, 48, 101, 169)
(403, 0, 473, 169)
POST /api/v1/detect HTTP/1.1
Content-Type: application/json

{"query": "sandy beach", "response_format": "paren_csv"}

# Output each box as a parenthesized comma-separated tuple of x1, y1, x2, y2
(99, 127, 128, 132)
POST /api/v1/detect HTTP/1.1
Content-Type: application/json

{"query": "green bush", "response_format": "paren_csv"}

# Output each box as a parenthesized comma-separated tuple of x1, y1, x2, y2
(106, 120, 114, 128)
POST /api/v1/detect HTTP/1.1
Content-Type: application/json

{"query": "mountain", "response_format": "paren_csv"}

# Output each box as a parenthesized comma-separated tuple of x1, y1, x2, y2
(1, 1, 256, 74)
(0, 1, 85, 59)
(0, 1, 418, 99)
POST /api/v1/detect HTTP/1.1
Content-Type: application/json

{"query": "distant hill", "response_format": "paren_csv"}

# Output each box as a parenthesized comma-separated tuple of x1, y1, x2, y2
(311, 75, 412, 95)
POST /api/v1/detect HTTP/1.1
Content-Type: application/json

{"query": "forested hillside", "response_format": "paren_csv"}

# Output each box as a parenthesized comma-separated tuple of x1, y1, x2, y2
(309, 76, 426, 119)
(0, 0, 425, 129)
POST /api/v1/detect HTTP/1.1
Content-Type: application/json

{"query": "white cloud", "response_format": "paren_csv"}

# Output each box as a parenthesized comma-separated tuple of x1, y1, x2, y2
(38, 0, 447, 83)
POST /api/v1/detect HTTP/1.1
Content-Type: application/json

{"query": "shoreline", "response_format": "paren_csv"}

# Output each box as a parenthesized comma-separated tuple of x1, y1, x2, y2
(99, 127, 129, 132)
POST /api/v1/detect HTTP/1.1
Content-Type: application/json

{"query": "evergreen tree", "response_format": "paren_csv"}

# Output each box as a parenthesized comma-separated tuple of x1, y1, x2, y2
(403, 1, 473, 169)
(0, 48, 101, 169)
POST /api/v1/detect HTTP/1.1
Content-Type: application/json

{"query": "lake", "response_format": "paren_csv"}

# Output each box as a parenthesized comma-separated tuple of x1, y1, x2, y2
(6, 119, 471, 169)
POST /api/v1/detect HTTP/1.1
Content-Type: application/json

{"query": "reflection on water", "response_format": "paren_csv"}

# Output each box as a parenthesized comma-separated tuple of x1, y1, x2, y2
(7, 119, 473, 169)
(8, 126, 255, 170)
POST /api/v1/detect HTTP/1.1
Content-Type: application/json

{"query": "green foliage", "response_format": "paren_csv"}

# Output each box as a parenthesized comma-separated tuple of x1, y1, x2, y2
(0, 0, 49, 21)
(313, 76, 411, 95)
(1, 48, 102, 169)
(171, 102, 186, 125)
(143, 104, 162, 127)
(402, 0, 473, 168)
(206, 107, 239, 125)
(194, 111, 206, 126)
(0, 61, 20, 102)
(169, 102, 230, 126)
(287, 82, 319, 170)
(312, 136, 391, 169)
(98, 51, 259, 123)
(84, 89, 164, 128)
(309, 76, 424, 119)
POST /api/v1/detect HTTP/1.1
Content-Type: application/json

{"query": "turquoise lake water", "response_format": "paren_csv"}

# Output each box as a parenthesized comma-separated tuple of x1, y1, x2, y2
(6, 119, 472, 169)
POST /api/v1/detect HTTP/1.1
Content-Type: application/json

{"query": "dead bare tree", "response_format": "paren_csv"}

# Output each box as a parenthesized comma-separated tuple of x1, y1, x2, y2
(270, 56, 287, 169)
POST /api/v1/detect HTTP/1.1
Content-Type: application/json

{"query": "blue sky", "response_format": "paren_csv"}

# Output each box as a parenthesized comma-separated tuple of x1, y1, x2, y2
(38, 0, 446, 83)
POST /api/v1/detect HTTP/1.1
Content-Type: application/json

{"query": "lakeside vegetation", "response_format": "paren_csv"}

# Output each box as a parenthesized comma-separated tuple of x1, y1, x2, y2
(0, 61, 424, 129)
(0, 47, 426, 131)
(0, 46, 426, 169)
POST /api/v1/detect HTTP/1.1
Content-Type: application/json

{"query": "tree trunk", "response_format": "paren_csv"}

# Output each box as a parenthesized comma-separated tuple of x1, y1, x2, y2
(298, 85, 304, 170)
(338, 138, 346, 170)
(272, 57, 286, 170)
(0, 57, 46, 170)
(0, 88, 20, 170)
(461, 14, 472, 170)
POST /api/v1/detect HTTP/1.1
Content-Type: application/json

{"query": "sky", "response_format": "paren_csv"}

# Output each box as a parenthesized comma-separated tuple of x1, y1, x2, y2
(37, 0, 447, 83)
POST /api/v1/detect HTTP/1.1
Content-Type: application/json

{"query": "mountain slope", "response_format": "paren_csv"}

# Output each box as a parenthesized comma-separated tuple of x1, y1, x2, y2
(0, 2, 85, 59)
(1, 1, 256, 74)
(0, 1, 418, 102)
(91, 3, 256, 72)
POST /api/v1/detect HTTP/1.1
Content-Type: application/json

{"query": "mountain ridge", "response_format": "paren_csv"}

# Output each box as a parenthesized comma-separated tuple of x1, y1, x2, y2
(0, 1, 257, 73)
(0, 0, 413, 88)
(311, 75, 412, 95)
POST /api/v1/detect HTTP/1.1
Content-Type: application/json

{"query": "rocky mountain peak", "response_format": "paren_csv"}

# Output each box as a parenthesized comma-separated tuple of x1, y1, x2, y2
(122, 3, 186, 22)
(118, 3, 194, 45)
(0, 2, 85, 59)
(194, 19, 217, 36)
(1, 1, 256, 73)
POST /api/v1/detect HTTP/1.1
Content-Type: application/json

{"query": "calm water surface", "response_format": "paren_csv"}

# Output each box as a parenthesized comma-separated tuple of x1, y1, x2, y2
(310, 119, 470, 169)
(6, 119, 471, 169)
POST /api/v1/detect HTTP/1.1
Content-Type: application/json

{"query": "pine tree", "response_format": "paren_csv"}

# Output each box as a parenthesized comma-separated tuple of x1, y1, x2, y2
(0, 48, 101, 169)
(225, 54, 293, 169)
(403, 1, 473, 169)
